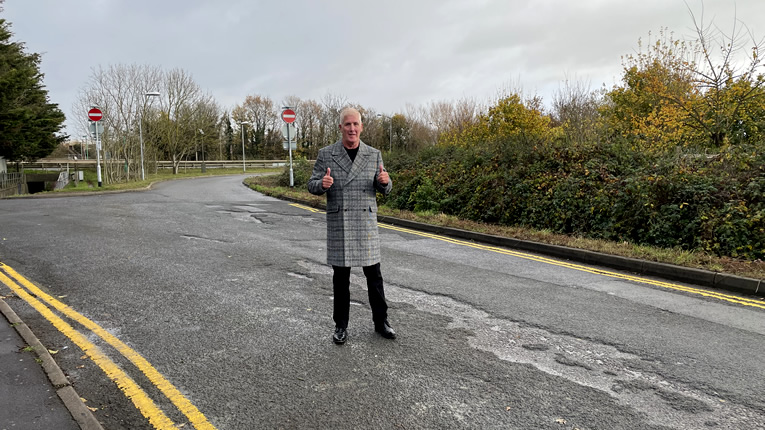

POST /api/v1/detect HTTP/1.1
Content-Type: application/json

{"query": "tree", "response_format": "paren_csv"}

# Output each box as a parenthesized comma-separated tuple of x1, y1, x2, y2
(220, 111, 234, 160)
(390, 113, 410, 152)
(75, 65, 215, 177)
(0, 13, 66, 164)
(601, 29, 704, 152)
(603, 11, 765, 150)
(296, 99, 323, 158)
(319, 93, 347, 147)
(189, 98, 220, 163)
(154, 68, 216, 174)
(686, 7, 765, 146)
(404, 104, 438, 151)
(74, 64, 163, 182)
(427, 98, 482, 142)
(551, 79, 602, 145)
(233, 95, 278, 159)
(443, 94, 554, 148)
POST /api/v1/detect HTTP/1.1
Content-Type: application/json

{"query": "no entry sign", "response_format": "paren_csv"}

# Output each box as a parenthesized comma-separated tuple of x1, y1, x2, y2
(281, 109, 296, 124)
(88, 108, 103, 121)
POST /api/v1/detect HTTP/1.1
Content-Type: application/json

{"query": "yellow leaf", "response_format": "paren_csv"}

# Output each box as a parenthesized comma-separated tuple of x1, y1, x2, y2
(88, 406, 98, 412)
(48, 349, 59, 355)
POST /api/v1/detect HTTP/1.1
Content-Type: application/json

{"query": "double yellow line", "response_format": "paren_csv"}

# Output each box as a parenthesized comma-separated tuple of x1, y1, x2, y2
(290, 203, 765, 310)
(0, 262, 217, 430)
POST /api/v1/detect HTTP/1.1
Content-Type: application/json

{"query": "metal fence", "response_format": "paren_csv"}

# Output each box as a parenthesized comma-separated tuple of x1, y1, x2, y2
(19, 159, 289, 170)
(0, 172, 25, 197)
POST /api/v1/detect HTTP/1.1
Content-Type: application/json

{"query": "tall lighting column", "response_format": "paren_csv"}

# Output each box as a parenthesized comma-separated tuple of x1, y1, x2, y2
(80, 135, 88, 159)
(139, 91, 160, 181)
(239, 121, 251, 172)
(198, 129, 206, 173)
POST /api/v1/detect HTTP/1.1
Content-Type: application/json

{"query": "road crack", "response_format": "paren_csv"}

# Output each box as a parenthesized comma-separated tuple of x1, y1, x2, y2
(180, 234, 230, 243)
(295, 258, 765, 429)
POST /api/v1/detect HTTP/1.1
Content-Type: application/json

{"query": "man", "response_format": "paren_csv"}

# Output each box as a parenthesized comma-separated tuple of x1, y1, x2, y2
(308, 107, 396, 345)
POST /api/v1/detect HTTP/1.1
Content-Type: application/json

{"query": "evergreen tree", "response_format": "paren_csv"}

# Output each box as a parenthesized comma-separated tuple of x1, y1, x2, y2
(223, 112, 234, 160)
(0, 8, 66, 163)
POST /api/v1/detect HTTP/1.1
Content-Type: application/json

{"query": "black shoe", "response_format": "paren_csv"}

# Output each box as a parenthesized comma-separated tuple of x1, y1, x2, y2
(333, 327, 347, 345)
(375, 321, 397, 339)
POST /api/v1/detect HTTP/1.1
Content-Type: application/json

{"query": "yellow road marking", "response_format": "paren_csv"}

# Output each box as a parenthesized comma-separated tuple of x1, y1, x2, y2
(0, 270, 178, 429)
(294, 203, 764, 310)
(0, 263, 218, 430)
(380, 224, 765, 310)
(290, 202, 323, 213)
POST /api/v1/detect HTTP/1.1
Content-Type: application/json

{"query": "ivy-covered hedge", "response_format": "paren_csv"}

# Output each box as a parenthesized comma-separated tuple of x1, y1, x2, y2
(382, 140, 765, 260)
(288, 139, 764, 260)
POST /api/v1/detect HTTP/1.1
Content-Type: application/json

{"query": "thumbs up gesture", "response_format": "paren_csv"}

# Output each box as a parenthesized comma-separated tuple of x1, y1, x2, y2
(322, 167, 334, 189)
(377, 164, 389, 185)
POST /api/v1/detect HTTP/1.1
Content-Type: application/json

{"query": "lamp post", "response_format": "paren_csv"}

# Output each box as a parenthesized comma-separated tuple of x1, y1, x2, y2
(239, 121, 251, 172)
(139, 91, 160, 181)
(80, 135, 87, 159)
(198, 129, 206, 173)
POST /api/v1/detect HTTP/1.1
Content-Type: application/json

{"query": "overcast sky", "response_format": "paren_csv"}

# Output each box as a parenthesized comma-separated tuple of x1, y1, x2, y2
(3, 0, 765, 137)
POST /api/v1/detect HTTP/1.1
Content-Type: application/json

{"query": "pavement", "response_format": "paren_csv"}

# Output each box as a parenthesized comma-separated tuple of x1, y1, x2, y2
(0, 299, 102, 430)
(0, 208, 762, 430)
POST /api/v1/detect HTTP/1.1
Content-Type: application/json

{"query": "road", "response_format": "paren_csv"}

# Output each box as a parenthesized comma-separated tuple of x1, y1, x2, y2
(1, 174, 764, 429)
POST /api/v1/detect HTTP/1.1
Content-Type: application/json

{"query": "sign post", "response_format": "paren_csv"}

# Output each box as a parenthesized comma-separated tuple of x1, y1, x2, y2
(281, 108, 296, 187)
(88, 107, 103, 187)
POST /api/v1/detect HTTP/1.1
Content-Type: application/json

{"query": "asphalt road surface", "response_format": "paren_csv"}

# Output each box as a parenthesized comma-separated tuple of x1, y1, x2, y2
(1, 174, 764, 430)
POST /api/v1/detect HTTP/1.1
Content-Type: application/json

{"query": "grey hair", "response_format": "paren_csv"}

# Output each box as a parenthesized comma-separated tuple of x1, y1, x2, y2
(338, 107, 362, 125)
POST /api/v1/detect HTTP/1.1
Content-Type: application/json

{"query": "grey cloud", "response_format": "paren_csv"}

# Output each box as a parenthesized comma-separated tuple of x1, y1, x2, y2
(3, 0, 764, 136)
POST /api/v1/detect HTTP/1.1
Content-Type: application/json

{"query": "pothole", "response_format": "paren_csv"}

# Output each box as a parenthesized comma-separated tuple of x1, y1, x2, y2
(233, 205, 266, 213)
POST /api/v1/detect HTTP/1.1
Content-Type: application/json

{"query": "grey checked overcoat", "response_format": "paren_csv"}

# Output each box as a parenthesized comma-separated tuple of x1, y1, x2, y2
(307, 140, 392, 267)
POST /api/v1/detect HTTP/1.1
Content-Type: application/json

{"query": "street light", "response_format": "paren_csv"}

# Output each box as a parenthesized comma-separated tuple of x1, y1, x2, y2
(377, 113, 392, 152)
(80, 135, 88, 159)
(239, 121, 251, 172)
(139, 91, 160, 181)
(198, 129, 206, 173)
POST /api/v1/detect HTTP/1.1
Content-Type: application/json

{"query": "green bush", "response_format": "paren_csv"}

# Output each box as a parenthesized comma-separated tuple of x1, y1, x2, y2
(277, 157, 313, 188)
(384, 137, 765, 260)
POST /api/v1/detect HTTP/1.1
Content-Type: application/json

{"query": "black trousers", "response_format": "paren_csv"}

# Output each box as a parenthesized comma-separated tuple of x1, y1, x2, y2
(332, 263, 388, 329)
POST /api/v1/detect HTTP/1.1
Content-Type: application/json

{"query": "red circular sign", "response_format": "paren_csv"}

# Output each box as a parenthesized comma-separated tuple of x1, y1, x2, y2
(88, 108, 103, 121)
(281, 109, 296, 124)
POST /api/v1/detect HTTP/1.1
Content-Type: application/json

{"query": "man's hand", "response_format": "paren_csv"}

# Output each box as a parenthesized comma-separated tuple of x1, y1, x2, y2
(322, 167, 334, 189)
(377, 164, 389, 186)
